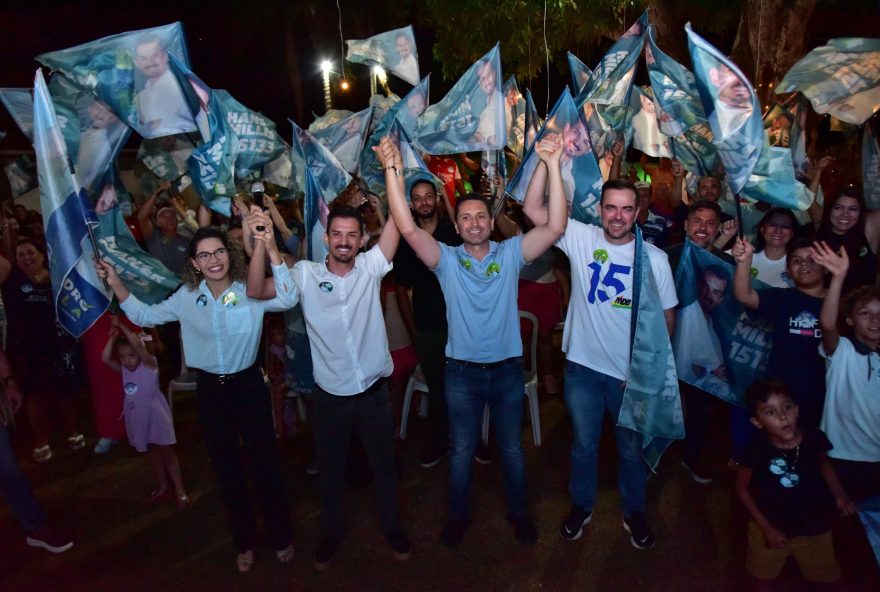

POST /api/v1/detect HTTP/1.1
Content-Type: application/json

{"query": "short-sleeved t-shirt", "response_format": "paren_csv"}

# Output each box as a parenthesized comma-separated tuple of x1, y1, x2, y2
(557, 220, 678, 380)
(743, 429, 836, 537)
(147, 232, 189, 277)
(750, 251, 793, 288)
(434, 235, 526, 362)
(428, 157, 462, 206)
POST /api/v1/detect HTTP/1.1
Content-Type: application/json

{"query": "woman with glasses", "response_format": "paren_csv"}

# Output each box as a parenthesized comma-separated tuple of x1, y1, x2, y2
(95, 214, 299, 574)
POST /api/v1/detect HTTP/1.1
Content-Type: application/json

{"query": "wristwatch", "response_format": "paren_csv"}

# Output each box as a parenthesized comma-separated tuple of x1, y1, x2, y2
(385, 165, 403, 177)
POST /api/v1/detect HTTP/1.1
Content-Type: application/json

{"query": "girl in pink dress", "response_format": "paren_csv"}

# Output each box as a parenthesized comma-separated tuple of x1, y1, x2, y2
(101, 316, 188, 508)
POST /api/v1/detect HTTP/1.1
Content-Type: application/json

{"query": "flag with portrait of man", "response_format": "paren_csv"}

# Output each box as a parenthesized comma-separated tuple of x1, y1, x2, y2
(311, 106, 374, 175)
(346, 26, 421, 86)
(303, 167, 330, 263)
(415, 45, 505, 154)
(864, 120, 880, 210)
(291, 121, 352, 206)
(36, 22, 196, 140)
(503, 76, 526, 157)
(567, 52, 592, 96)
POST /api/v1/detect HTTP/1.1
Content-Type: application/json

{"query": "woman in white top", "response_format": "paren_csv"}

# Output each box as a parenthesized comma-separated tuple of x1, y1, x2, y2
(748, 208, 798, 288)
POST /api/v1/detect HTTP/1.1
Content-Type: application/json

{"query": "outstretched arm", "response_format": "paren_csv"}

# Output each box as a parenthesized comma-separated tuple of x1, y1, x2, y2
(521, 136, 567, 263)
(812, 241, 848, 356)
(101, 325, 122, 373)
(118, 321, 157, 370)
(731, 237, 759, 310)
(522, 160, 549, 227)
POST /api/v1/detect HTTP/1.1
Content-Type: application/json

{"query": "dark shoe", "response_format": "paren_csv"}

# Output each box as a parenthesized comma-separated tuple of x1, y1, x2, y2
(419, 445, 449, 468)
(508, 514, 537, 545)
(383, 529, 412, 561)
(559, 505, 593, 540)
(681, 459, 713, 484)
(474, 442, 492, 465)
(622, 512, 655, 550)
(313, 537, 339, 570)
(439, 517, 471, 547)
(26, 526, 73, 553)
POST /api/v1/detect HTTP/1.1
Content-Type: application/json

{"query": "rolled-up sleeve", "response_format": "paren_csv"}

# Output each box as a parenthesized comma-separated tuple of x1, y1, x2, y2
(119, 291, 181, 327)
(266, 263, 300, 311)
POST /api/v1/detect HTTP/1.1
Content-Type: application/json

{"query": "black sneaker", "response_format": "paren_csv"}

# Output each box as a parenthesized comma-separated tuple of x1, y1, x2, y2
(622, 512, 655, 550)
(681, 459, 713, 484)
(559, 505, 593, 540)
(474, 442, 492, 465)
(383, 529, 412, 561)
(313, 537, 339, 570)
(419, 445, 449, 468)
(508, 514, 537, 545)
(26, 526, 73, 554)
(439, 517, 471, 547)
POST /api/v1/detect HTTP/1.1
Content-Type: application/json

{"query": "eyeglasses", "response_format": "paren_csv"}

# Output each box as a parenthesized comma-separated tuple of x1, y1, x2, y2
(195, 247, 229, 262)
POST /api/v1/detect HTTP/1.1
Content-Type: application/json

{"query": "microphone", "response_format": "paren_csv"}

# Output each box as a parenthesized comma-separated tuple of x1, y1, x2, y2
(251, 181, 266, 232)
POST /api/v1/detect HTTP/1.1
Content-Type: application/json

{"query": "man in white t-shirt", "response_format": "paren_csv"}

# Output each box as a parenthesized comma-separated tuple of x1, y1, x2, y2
(133, 34, 194, 138)
(525, 177, 677, 549)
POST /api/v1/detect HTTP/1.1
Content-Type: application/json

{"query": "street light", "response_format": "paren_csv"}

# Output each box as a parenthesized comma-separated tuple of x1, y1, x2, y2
(320, 60, 333, 112)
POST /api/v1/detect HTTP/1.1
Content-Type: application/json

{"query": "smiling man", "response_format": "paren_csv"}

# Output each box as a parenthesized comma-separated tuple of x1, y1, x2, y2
(133, 33, 193, 137)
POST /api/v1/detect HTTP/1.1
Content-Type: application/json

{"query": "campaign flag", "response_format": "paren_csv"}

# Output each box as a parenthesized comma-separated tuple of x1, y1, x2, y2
(0, 88, 35, 141)
(37, 22, 196, 139)
(503, 76, 526, 157)
(311, 106, 374, 174)
(291, 121, 352, 205)
(630, 86, 671, 158)
(137, 133, 197, 192)
(309, 109, 354, 133)
(865, 121, 880, 210)
(567, 52, 592, 95)
(619, 227, 683, 470)
(671, 241, 772, 406)
(523, 89, 541, 153)
(33, 69, 110, 338)
(212, 90, 286, 178)
(778, 38, 880, 126)
(506, 89, 604, 225)
(788, 95, 809, 179)
(360, 77, 429, 195)
(645, 24, 716, 175)
(4, 155, 38, 198)
(387, 119, 443, 198)
(415, 45, 505, 154)
(262, 146, 295, 194)
(303, 167, 330, 263)
(346, 25, 420, 86)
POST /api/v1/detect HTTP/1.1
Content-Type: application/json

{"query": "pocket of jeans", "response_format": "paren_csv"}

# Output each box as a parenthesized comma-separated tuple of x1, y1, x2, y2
(564, 360, 578, 377)
(444, 359, 465, 376)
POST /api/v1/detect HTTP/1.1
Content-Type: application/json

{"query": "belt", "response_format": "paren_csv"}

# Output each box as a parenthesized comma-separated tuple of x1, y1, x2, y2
(197, 363, 259, 385)
(447, 357, 519, 370)
(320, 377, 386, 399)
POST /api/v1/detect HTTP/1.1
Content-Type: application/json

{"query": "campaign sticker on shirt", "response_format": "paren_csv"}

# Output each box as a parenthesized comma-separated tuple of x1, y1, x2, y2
(593, 249, 608, 264)
(124, 382, 138, 396)
(197, 294, 208, 307)
(485, 262, 501, 277)
(20, 284, 33, 294)
(319, 281, 333, 293)
(222, 292, 239, 307)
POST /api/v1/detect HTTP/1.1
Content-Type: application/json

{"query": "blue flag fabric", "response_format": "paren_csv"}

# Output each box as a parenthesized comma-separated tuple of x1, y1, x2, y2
(387, 119, 443, 199)
(4, 155, 38, 199)
(215, 90, 285, 178)
(503, 76, 526, 157)
(291, 121, 352, 205)
(788, 95, 809, 179)
(37, 22, 196, 139)
(523, 89, 541, 154)
(415, 45, 505, 154)
(506, 89, 604, 226)
(346, 25, 421, 86)
(567, 52, 592, 95)
(630, 86, 671, 158)
(33, 69, 110, 338)
(778, 38, 880, 126)
(858, 495, 880, 568)
(311, 106, 374, 174)
(0, 88, 35, 142)
(137, 133, 197, 192)
(864, 121, 880, 210)
(303, 167, 329, 263)
(619, 227, 683, 470)
(671, 241, 772, 406)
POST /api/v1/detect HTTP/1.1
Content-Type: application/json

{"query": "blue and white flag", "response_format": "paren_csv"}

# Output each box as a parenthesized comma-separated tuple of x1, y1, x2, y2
(864, 121, 880, 210)
(346, 25, 421, 86)
(523, 89, 541, 153)
(303, 167, 330, 263)
(415, 45, 505, 154)
(387, 119, 443, 198)
(619, 227, 683, 470)
(630, 86, 671, 158)
(4, 155, 38, 199)
(37, 22, 196, 139)
(33, 69, 110, 338)
(311, 106, 374, 174)
(672, 241, 772, 406)
(778, 38, 880, 126)
(291, 121, 352, 205)
(215, 90, 285, 179)
(309, 109, 354, 133)
(788, 95, 809, 179)
(0, 88, 35, 142)
(137, 133, 197, 192)
(503, 76, 526, 157)
(567, 52, 592, 95)
(506, 89, 604, 225)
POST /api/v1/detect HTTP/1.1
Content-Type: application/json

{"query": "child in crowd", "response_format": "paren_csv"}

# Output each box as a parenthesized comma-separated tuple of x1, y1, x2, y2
(736, 379, 855, 591)
(813, 241, 880, 503)
(101, 316, 188, 508)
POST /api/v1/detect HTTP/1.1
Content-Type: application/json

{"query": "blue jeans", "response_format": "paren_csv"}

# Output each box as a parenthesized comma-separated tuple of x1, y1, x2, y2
(445, 357, 527, 520)
(563, 361, 646, 515)
(0, 423, 46, 533)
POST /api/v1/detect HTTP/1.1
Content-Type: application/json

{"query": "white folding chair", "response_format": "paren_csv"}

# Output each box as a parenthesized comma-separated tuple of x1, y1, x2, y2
(399, 364, 430, 439)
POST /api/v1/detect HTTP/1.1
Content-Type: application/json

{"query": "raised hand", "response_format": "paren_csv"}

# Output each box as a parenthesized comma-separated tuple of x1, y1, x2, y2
(536, 134, 563, 167)
(373, 136, 403, 171)
(95, 258, 122, 288)
(671, 159, 684, 178)
(810, 240, 849, 277)
(730, 237, 754, 264)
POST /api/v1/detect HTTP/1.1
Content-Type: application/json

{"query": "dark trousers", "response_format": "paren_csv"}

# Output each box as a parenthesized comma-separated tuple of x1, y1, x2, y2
(196, 366, 292, 553)
(313, 380, 401, 539)
(413, 330, 450, 448)
(681, 382, 713, 465)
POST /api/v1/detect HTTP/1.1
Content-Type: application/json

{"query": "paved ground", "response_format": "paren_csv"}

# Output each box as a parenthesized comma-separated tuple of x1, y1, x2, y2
(2, 387, 878, 592)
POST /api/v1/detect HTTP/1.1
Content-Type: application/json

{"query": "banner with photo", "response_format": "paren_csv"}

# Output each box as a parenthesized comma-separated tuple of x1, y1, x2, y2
(33, 69, 110, 337)
(311, 106, 374, 175)
(778, 38, 880, 126)
(346, 25, 421, 86)
(37, 22, 196, 139)
(137, 133, 197, 193)
(4, 155, 38, 199)
(503, 76, 526, 157)
(415, 45, 505, 154)
(291, 121, 352, 205)
(523, 89, 541, 154)
(303, 167, 330, 263)
(506, 89, 604, 226)
(387, 119, 443, 199)
(215, 90, 285, 179)
(567, 52, 592, 96)
(671, 241, 772, 406)
(0, 88, 35, 141)
(630, 86, 671, 158)
(619, 227, 683, 470)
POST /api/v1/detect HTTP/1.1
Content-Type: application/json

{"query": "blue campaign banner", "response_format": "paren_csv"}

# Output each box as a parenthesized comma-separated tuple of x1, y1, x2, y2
(291, 121, 352, 205)
(346, 25, 420, 86)
(503, 76, 526, 157)
(387, 119, 443, 199)
(0, 88, 35, 142)
(778, 38, 880, 126)
(3, 155, 38, 199)
(215, 90, 285, 179)
(33, 69, 110, 338)
(137, 133, 197, 192)
(523, 89, 541, 153)
(311, 106, 374, 174)
(415, 45, 505, 154)
(303, 167, 330, 263)
(864, 121, 880, 210)
(671, 241, 772, 406)
(506, 89, 604, 226)
(619, 227, 683, 470)
(37, 22, 196, 139)
(630, 86, 671, 158)
(567, 52, 592, 95)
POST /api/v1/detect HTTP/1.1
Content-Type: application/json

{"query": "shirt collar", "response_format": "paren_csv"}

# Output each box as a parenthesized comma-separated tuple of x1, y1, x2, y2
(198, 280, 241, 302)
(851, 338, 880, 356)
(456, 240, 499, 261)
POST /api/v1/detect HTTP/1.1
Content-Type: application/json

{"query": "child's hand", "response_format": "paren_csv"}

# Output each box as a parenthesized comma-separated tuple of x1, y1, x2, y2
(108, 326, 120, 338)
(837, 495, 857, 517)
(109, 314, 120, 328)
(810, 240, 849, 278)
(730, 237, 754, 264)
(762, 525, 788, 549)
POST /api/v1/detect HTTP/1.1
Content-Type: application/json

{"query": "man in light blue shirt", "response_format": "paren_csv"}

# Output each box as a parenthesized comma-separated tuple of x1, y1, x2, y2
(386, 136, 568, 546)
